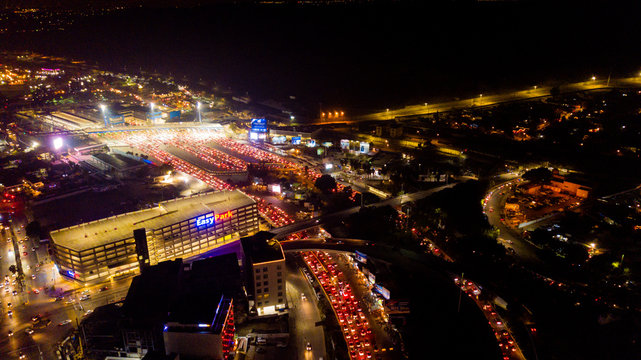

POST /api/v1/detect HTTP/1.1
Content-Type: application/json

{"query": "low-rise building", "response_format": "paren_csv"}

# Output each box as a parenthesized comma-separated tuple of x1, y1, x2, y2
(87, 152, 147, 179)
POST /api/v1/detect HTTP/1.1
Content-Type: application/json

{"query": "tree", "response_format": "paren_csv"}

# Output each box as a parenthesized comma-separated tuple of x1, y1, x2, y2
(25, 221, 41, 239)
(522, 167, 552, 183)
(8, 265, 16, 275)
(314, 174, 337, 194)
(563, 243, 589, 264)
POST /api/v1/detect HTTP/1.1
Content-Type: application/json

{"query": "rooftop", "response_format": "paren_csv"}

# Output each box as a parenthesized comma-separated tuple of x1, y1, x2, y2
(50, 189, 255, 252)
(92, 152, 144, 170)
(122, 255, 240, 329)
(240, 231, 284, 264)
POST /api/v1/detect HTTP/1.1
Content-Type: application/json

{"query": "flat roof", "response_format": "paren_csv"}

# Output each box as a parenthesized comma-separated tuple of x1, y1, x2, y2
(50, 189, 255, 252)
(123, 256, 239, 329)
(241, 231, 284, 264)
(92, 152, 143, 170)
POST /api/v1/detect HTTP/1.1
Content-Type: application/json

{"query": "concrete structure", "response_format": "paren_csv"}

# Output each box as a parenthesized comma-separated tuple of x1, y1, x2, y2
(548, 175, 591, 198)
(81, 256, 239, 360)
(240, 232, 287, 317)
(50, 190, 259, 283)
(163, 296, 234, 359)
(87, 152, 147, 178)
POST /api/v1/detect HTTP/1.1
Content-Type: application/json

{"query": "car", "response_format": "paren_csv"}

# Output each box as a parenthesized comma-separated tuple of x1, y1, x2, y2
(80, 295, 90, 301)
(32, 247, 36, 252)
(55, 296, 64, 302)
(12, 290, 17, 296)
(19, 352, 26, 359)
(25, 328, 34, 335)
(99, 286, 109, 292)
(8, 330, 13, 337)
(32, 314, 42, 322)
(58, 320, 72, 326)
(301, 293, 306, 300)
(31, 274, 36, 280)
(32, 289, 39, 294)
(306, 342, 312, 351)
(7, 310, 12, 317)
(22, 252, 27, 256)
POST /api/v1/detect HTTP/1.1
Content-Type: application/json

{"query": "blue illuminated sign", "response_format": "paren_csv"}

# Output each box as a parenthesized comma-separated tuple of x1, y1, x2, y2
(251, 118, 268, 133)
(196, 216, 215, 227)
(292, 136, 301, 145)
(374, 284, 391, 300)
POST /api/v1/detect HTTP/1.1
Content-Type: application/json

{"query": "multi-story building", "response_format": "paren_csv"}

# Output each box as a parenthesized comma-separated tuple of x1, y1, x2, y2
(240, 232, 287, 317)
(81, 255, 240, 360)
(50, 190, 259, 283)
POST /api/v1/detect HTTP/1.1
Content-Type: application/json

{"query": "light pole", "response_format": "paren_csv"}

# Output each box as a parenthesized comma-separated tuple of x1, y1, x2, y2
(150, 102, 155, 125)
(196, 102, 202, 123)
(100, 104, 107, 127)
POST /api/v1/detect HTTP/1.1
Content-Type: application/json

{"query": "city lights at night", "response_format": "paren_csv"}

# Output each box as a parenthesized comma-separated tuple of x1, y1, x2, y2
(0, 1, 640, 360)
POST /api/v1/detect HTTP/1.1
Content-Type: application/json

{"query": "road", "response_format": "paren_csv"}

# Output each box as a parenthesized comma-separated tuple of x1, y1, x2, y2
(272, 183, 456, 238)
(285, 259, 326, 360)
(0, 217, 132, 360)
(482, 178, 541, 264)
(311, 76, 641, 124)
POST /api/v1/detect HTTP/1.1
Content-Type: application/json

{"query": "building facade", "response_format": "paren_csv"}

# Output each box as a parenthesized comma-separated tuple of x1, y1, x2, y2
(50, 190, 259, 283)
(240, 233, 287, 317)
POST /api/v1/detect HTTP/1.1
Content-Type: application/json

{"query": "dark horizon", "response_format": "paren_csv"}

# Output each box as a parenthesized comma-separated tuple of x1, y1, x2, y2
(2, 1, 641, 114)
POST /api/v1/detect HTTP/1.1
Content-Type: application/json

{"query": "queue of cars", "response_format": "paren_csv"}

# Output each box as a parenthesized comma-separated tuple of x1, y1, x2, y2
(454, 276, 522, 360)
(303, 251, 374, 360)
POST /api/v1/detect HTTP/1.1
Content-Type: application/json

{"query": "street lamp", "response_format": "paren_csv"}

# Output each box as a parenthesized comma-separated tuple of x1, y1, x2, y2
(150, 102, 155, 113)
(591, 76, 596, 81)
(196, 102, 202, 123)
(100, 104, 108, 127)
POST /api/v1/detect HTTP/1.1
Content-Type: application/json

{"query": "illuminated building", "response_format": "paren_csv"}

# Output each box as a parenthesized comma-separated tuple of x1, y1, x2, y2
(240, 232, 287, 317)
(50, 190, 259, 283)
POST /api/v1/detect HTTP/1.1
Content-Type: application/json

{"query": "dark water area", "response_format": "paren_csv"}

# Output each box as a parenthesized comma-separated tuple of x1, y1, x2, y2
(2, 2, 641, 115)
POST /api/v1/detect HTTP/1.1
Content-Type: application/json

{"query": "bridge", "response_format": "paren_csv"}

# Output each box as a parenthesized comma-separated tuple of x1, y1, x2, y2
(270, 183, 455, 239)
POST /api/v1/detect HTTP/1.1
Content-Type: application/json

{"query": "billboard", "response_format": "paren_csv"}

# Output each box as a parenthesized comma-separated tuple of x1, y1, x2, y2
(251, 118, 268, 133)
(340, 139, 350, 150)
(147, 111, 161, 119)
(359, 142, 370, 154)
(355, 250, 368, 264)
(169, 110, 181, 120)
(292, 136, 301, 145)
(374, 284, 391, 300)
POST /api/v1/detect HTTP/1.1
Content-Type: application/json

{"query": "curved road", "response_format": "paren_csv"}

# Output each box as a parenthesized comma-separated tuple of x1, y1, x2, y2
(483, 177, 541, 264)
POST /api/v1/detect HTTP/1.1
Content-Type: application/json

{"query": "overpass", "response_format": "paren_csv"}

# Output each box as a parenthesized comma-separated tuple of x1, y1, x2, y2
(86, 122, 224, 134)
(271, 183, 455, 239)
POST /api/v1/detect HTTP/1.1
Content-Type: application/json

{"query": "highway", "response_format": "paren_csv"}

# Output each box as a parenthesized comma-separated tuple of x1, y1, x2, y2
(272, 183, 456, 239)
(313, 76, 641, 124)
